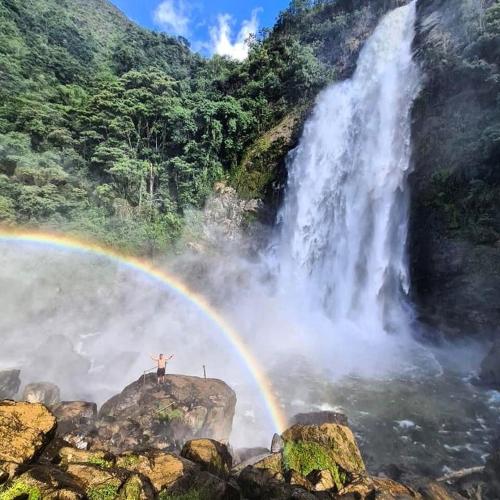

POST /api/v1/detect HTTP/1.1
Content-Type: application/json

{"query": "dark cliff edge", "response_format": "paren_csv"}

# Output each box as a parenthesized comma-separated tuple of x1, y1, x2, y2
(410, 0, 500, 340)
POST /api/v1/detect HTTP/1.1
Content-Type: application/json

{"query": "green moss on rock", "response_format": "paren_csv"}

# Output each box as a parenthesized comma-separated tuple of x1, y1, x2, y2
(0, 480, 42, 500)
(87, 483, 119, 500)
(283, 441, 347, 490)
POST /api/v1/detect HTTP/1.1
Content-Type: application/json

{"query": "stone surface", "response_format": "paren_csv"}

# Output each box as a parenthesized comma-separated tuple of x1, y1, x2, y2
(22, 382, 61, 407)
(1, 464, 85, 499)
(271, 433, 285, 453)
(306, 469, 336, 492)
(485, 448, 500, 500)
(0, 369, 21, 399)
(181, 438, 232, 476)
(115, 450, 197, 493)
(338, 475, 420, 499)
(0, 401, 56, 464)
(52, 401, 97, 437)
(478, 339, 500, 390)
(282, 422, 365, 489)
(91, 373, 236, 454)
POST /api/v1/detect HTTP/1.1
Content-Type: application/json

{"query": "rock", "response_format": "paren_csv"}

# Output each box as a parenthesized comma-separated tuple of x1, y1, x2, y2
(237, 465, 316, 500)
(478, 340, 500, 390)
(181, 438, 232, 477)
(0, 369, 21, 399)
(58, 447, 115, 468)
(282, 422, 365, 490)
(291, 411, 349, 427)
(306, 469, 335, 491)
(233, 447, 269, 465)
(416, 480, 462, 500)
(0, 464, 85, 499)
(287, 469, 313, 489)
(0, 401, 56, 465)
(52, 401, 97, 434)
(118, 473, 156, 500)
(115, 450, 197, 493)
(22, 382, 61, 407)
(65, 463, 127, 498)
(93, 373, 236, 454)
(271, 432, 285, 453)
(338, 475, 420, 499)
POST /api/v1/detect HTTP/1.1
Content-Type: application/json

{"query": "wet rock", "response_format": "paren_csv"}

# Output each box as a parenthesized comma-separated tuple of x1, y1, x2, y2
(338, 475, 420, 499)
(52, 401, 97, 436)
(416, 480, 463, 500)
(1, 464, 85, 499)
(93, 373, 236, 453)
(22, 382, 61, 407)
(271, 432, 285, 453)
(478, 339, 500, 390)
(282, 422, 365, 490)
(0, 369, 21, 399)
(287, 469, 313, 489)
(0, 401, 56, 465)
(238, 465, 316, 500)
(306, 469, 335, 491)
(181, 438, 232, 477)
(291, 411, 349, 427)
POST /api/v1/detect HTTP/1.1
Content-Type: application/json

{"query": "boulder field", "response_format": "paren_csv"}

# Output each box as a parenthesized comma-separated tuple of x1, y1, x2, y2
(0, 372, 497, 499)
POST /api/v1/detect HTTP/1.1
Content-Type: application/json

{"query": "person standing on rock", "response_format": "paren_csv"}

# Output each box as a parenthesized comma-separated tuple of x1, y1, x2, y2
(151, 353, 173, 385)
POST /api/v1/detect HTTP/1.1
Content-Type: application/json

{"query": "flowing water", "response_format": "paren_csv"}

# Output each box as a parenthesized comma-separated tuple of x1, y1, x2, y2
(278, 1, 420, 341)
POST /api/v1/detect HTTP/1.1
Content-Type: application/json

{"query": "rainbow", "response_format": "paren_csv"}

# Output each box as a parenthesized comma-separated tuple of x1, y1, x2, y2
(0, 228, 288, 433)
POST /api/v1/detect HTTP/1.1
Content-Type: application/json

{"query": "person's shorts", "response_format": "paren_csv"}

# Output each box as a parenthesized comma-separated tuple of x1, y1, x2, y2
(157, 368, 166, 377)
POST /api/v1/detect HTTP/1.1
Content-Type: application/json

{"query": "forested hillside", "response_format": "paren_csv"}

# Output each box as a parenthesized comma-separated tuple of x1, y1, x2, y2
(0, 0, 404, 253)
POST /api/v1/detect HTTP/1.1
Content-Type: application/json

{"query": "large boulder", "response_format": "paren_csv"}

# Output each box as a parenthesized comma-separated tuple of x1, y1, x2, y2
(0, 401, 56, 465)
(52, 401, 97, 448)
(282, 422, 365, 490)
(338, 475, 419, 499)
(478, 340, 500, 390)
(181, 438, 232, 476)
(91, 373, 236, 454)
(22, 382, 61, 407)
(0, 464, 85, 499)
(0, 369, 21, 399)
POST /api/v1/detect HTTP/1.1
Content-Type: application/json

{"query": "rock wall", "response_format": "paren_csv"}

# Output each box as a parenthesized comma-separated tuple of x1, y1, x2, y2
(409, 0, 500, 340)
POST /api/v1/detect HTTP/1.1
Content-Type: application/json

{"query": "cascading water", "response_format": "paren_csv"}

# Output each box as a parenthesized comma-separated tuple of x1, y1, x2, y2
(278, 1, 421, 341)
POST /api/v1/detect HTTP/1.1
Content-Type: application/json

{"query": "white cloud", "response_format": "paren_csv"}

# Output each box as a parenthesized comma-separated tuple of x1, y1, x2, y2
(153, 0, 190, 36)
(209, 9, 260, 61)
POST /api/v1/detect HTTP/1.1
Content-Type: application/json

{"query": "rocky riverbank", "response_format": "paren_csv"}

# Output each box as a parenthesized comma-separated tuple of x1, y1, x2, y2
(0, 371, 499, 499)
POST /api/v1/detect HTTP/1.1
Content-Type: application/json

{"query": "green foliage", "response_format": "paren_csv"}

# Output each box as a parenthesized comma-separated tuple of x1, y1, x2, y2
(88, 455, 113, 468)
(283, 440, 347, 490)
(87, 483, 119, 500)
(0, 0, 403, 250)
(0, 480, 41, 500)
(157, 407, 184, 423)
(159, 488, 212, 500)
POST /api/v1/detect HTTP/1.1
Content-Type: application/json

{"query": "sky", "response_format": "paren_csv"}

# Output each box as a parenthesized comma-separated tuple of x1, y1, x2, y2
(110, 0, 291, 60)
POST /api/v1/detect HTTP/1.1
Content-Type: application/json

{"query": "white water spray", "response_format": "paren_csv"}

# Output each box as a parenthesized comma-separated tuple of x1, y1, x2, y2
(278, 2, 420, 342)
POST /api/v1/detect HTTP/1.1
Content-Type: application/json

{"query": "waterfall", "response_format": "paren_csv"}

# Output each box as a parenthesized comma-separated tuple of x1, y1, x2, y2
(278, 2, 420, 340)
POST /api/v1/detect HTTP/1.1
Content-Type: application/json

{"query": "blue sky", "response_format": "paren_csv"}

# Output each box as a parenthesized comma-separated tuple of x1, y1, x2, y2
(110, 0, 290, 59)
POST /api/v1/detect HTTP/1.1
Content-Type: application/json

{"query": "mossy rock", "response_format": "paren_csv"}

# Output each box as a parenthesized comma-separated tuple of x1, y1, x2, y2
(180, 439, 232, 477)
(0, 464, 85, 499)
(59, 447, 115, 468)
(281, 423, 365, 490)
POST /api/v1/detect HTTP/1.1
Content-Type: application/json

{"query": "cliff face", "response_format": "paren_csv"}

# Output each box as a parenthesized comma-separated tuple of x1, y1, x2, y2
(409, 0, 500, 340)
